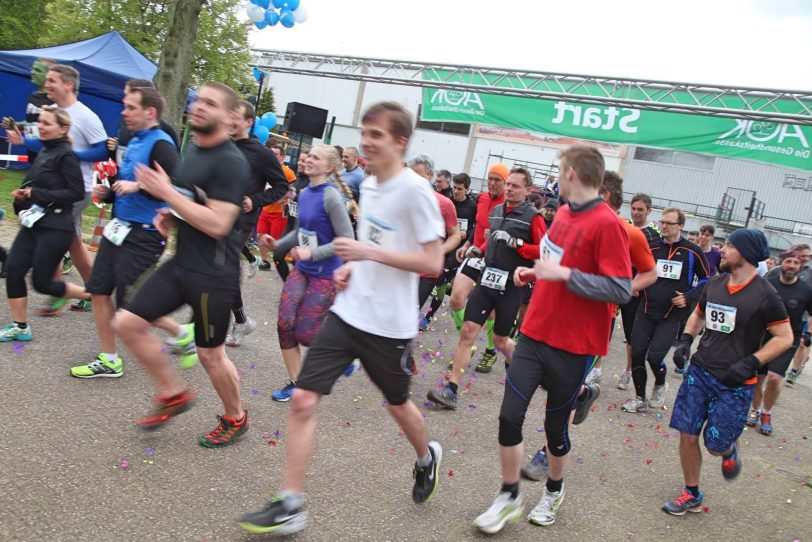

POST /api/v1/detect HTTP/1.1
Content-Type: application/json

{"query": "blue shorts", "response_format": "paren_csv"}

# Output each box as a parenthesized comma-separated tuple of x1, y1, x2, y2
(669, 363, 754, 453)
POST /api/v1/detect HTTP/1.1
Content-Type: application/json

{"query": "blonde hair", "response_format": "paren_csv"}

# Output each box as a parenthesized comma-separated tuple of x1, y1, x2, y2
(41, 105, 72, 144)
(314, 145, 360, 219)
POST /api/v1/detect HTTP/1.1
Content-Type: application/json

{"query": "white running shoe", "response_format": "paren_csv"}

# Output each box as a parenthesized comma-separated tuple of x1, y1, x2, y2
(247, 258, 260, 278)
(585, 366, 602, 384)
(474, 491, 524, 534)
(225, 317, 257, 347)
(527, 484, 565, 526)
(648, 382, 669, 409)
(617, 370, 632, 390)
(622, 396, 648, 413)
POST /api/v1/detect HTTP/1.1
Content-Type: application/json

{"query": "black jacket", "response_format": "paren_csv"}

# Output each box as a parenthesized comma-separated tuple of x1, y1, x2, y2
(16, 137, 84, 232)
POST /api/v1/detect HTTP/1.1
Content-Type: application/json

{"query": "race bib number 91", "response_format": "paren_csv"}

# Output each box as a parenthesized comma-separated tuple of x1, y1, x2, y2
(705, 302, 736, 333)
(656, 259, 683, 280)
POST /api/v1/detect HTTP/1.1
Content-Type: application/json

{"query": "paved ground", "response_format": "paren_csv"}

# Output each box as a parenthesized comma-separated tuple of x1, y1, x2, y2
(0, 219, 810, 542)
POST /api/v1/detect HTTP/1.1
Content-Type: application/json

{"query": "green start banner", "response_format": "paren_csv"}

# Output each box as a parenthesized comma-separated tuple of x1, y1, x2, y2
(421, 75, 812, 171)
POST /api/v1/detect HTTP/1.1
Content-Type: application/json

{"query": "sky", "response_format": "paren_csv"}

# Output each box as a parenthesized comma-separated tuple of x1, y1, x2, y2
(250, 0, 812, 91)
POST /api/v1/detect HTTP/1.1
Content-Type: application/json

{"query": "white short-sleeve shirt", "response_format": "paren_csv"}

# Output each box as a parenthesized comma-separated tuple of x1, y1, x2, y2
(64, 101, 107, 191)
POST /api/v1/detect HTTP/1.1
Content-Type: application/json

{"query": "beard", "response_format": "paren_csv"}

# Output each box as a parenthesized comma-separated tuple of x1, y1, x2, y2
(780, 269, 796, 281)
(190, 118, 218, 135)
(719, 259, 739, 273)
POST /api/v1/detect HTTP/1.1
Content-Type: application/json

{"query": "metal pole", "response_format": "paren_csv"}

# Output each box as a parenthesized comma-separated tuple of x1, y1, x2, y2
(253, 73, 265, 136)
(745, 191, 756, 228)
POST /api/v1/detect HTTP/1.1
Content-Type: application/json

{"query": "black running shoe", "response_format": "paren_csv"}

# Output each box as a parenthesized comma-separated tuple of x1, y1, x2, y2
(237, 495, 308, 535)
(412, 441, 443, 503)
(572, 384, 600, 425)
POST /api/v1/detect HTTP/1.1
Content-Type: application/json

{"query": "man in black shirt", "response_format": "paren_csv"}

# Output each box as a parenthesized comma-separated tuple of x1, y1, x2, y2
(226, 100, 289, 346)
(114, 82, 251, 448)
(624, 207, 709, 413)
(746, 250, 812, 434)
(664, 228, 792, 515)
(22, 58, 56, 162)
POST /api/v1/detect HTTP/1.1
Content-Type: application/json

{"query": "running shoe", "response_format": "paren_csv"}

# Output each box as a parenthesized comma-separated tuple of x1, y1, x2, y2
(617, 370, 632, 390)
(199, 411, 250, 448)
(475, 348, 498, 373)
(342, 359, 361, 377)
(759, 412, 773, 435)
(573, 384, 600, 425)
(621, 396, 648, 413)
(136, 390, 198, 430)
(70, 299, 92, 312)
(584, 366, 602, 384)
(70, 353, 122, 378)
(662, 489, 703, 515)
(165, 323, 195, 352)
(648, 382, 669, 410)
(178, 346, 198, 370)
(721, 440, 742, 480)
(61, 254, 75, 275)
(0, 322, 32, 342)
(272, 380, 296, 402)
(786, 369, 798, 386)
(674, 364, 688, 376)
(520, 449, 549, 481)
(527, 483, 565, 526)
(258, 260, 271, 271)
(427, 382, 458, 410)
(225, 317, 257, 347)
(412, 441, 442, 503)
(237, 495, 308, 535)
(419, 315, 431, 332)
(745, 408, 759, 427)
(246, 258, 260, 278)
(36, 297, 67, 316)
(474, 491, 524, 534)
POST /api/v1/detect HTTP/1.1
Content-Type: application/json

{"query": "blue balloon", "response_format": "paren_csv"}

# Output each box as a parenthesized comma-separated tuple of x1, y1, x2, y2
(252, 67, 263, 82)
(285, 0, 301, 10)
(254, 124, 270, 144)
(260, 112, 278, 130)
(265, 8, 279, 25)
(280, 9, 296, 27)
(250, 0, 270, 8)
(254, 20, 268, 29)
(272, 0, 285, 8)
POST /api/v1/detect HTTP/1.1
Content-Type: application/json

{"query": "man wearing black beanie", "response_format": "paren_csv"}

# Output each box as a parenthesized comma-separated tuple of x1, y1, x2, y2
(662, 228, 793, 516)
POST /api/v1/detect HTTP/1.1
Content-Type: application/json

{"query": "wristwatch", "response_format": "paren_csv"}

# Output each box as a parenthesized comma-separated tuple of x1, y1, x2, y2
(515, 238, 524, 248)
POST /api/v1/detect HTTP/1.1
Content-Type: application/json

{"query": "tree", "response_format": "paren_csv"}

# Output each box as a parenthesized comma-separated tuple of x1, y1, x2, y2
(0, 0, 51, 50)
(256, 86, 276, 117)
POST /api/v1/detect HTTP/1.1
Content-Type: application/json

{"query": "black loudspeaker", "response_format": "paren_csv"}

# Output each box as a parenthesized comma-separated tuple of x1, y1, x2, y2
(285, 102, 328, 138)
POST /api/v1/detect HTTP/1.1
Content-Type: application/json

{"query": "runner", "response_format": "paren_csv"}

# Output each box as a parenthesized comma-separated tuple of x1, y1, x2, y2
(256, 144, 297, 275)
(68, 86, 180, 377)
(1, 106, 91, 342)
(428, 167, 545, 409)
(434, 168, 453, 199)
(541, 199, 557, 229)
(340, 146, 365, 200)
(473, 145, 631, 533)
(623, 207, 709, 413)
(112, 82, 251, 447)
(226, 100, 289, 347)
(745, 250, 812, 434)
(7, 64, 108, 314)
(775, 244, 811, 385)
(237, 101, 445, 535)
(448, 163, 508, 371)
(421, 172, 477, 331)
(697, 224, 722, 274)
(628, 193, 662, 247)
(262, 145, 354, 402)
(663, 228, 793, 515)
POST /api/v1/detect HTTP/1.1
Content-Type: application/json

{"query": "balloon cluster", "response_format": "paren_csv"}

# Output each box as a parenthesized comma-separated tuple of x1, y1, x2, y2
(253, 112, 278, 144)
(246, 0, 308, 29)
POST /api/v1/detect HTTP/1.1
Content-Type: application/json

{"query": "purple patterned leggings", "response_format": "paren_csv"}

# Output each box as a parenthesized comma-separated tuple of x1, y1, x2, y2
(277, 267, 337, 349)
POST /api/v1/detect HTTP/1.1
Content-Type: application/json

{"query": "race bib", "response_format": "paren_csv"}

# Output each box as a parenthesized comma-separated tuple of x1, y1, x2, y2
(24, 123, 40, 139)
(297, 228, 318, 249)
(103, 218, 133, 246)
(458, 218, 468, 232)
(481, 267, 509, 291)
(656, 259, 683, 280)
(706, 302, 736, 333)
(541, 234, 564, 265)
(286, 202, 298, 218)
(360, 214, 396, 250)
(467, 257, 485, 271)
(19, 205, 45, 228)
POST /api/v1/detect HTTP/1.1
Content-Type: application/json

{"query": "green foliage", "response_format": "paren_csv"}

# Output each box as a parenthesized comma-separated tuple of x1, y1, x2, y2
(256, 86, 276, 117)
(0, 0, 51, 50)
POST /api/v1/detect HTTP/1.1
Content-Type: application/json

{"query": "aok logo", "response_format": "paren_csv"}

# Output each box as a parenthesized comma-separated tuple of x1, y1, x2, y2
(719, 119, 809, 149)
(429, 89, 485, 111)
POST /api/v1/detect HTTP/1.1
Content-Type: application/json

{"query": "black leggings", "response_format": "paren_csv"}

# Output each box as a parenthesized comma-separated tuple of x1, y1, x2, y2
(5, 226, 74, 299)
(630, 309, 681, 398)
(498, 337, 591, 456)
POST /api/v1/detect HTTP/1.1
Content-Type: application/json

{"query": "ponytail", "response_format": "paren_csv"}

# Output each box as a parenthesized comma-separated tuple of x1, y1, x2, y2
(333, 172, 360, 220)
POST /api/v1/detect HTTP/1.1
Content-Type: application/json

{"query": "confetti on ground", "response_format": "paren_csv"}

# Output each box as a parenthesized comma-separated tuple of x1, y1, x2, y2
(468, 404, 477, 409)
(146, 447, 154, 456)
(448, 470, 454, 477)
(249, 362, 256, 369)
(267, 439, 277, 446)
(13, 343, 24, 355)
(250, 387, 259, 396)
(119, 460, 129, 469)
(341, 421, 351, 427)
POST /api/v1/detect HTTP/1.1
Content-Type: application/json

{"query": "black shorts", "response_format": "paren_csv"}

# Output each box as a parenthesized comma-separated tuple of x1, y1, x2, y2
(85, 227, 165, 308)
(296, 313, 416, 406)
(521, 281, 534, 305)
(458, 257, 484, 282)
(125, 259, 239, 348)
(758, 344, 799, 377)
(464, 282, 524, 337)
(418, 276, 438, 308)
(620, 295, 642, 343)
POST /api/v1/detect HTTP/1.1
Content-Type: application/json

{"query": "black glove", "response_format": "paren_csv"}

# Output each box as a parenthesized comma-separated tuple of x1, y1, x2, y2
(719, 354, 761, 388)
(672, 333, 694, 369)
(802, 331, 811, 348)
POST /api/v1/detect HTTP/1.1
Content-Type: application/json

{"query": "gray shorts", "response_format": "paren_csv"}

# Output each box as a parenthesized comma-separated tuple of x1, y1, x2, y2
(72, 191, 93, 236)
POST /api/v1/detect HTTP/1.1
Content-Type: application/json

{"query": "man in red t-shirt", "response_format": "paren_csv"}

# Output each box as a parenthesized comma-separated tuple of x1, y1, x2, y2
(474, 146, 632, 534)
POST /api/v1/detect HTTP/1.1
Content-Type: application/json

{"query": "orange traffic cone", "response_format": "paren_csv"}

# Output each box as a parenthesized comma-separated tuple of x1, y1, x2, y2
(88, 205, 108, 252)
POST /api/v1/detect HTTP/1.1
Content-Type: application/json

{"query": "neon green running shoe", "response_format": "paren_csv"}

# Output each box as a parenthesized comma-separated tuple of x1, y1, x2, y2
(70, 353, 123, 378)
(36, 297, 67, 317)
(165, 323, 195, 352)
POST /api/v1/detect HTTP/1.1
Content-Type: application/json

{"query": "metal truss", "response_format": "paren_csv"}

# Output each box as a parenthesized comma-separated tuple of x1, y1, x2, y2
(250, 50, 812, 125)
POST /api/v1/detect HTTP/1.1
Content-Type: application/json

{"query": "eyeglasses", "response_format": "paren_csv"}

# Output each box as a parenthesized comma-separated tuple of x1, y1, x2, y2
(658, 220, 681, 226)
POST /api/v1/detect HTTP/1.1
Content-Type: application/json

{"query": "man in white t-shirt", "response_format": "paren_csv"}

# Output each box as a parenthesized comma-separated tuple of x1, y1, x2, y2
(238, 102, 445, 536)
(9, 64, 107, 313)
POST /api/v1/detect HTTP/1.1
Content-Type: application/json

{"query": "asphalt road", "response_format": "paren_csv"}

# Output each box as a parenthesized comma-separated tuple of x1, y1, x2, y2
(1, 222, 810, 542)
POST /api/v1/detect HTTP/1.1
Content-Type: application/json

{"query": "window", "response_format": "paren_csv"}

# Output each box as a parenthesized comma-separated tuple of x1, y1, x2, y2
(415, 105, 471, 136)
(634, 147, 715, 170)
